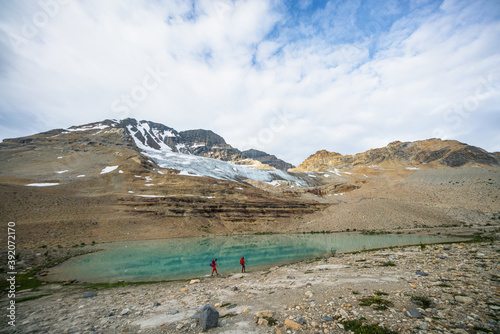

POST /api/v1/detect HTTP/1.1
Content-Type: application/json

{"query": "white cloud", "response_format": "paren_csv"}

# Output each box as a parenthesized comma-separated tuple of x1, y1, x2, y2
(0, 0, 499, 165)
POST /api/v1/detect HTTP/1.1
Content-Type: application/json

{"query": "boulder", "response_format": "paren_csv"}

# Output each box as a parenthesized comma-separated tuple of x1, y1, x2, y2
(284, 319, 302, 330)
(255, 310, 273, 318)
(404, 307, 423, 319)
(455, 296, 474, 304)
(199, 305, 219, 330)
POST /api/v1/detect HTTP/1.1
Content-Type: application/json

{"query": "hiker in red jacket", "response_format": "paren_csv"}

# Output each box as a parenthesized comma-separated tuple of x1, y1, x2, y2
(210, 259, 219, 276)
(240, 257, 246, 273)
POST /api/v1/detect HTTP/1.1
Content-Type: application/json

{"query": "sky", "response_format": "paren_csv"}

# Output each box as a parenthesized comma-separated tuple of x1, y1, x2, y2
(0, 0, 499, 165)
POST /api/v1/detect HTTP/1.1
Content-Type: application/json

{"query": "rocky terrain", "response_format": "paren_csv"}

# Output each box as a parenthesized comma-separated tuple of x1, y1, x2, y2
(291, 139, 499, 172)
(1, 235, 499, 334)
(1, 120, 500, 333)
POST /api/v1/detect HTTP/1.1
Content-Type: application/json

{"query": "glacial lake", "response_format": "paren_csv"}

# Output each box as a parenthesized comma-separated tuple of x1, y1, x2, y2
(47, 233, 464, 283)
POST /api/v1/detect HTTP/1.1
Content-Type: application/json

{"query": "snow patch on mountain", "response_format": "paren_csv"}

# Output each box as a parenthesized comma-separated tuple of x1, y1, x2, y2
(100, 166, 119, 174)
(125, 122, 309, 185)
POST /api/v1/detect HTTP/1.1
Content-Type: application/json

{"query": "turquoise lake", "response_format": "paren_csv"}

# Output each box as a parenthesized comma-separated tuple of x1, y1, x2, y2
(47, 233, 463, 283)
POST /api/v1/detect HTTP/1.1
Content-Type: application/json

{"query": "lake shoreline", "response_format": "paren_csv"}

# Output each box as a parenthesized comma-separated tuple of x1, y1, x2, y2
(1, 232, 498, 334)
(43, 234, 470, 284)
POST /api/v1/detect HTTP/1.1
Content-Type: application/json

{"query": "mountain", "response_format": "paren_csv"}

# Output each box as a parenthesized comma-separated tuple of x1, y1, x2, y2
(1, 121, 499, 249)
(0, 118, 308, 187)
(291, 139, 499, 172)
(243, 149, 295, 171)
(0, 119, 326, 247)
(118, 118, 245, 161)
(116, 118, 307, 184)
(116, 118, 295, 172)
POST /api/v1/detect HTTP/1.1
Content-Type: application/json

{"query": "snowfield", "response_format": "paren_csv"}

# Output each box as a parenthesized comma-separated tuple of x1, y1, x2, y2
(26, 183, 60, 187)
(100, 166, 119, 174)
(126, 124, 310, 186)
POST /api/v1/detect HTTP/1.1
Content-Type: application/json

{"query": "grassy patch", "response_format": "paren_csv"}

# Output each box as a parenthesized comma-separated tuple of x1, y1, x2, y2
(361, 230, 391, 235)
(342, 319, 398, 334)
(219, 313, 237, 319)
(16, 293, 51, 303)
(411, 295, 433, 309)
(359, 296, 392, 310)
(1, 268, 45, 294)
(220, 303, 237, 308)
(375, 291, 389, 296)
(473, 326, 491, 333)
(380, 261, 396, 267)
(262, 316, 278, 326)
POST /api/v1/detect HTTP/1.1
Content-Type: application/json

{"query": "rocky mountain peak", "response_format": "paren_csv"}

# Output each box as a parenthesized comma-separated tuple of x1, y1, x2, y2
(242, 149, 295, 171)
(179, 129, 227, 146)
(176, 129, 244, 161)
(112, 118, 295, 169)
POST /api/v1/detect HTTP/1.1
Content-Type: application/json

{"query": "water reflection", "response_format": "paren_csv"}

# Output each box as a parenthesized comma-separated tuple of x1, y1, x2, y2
(48, 233, 462, 283)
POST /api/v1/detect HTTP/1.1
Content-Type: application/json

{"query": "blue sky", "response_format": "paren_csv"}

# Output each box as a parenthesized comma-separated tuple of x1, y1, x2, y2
(0, 0, 499, 165)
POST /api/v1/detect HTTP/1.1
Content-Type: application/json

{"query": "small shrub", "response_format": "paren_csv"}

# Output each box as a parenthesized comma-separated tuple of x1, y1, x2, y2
(359, 296, 392, 310)
(263, 316, 278, 326)
(380, 261, 396, 267)
(375, 291, 388, 296)
(411, 295, 433, 309)
(342, 319, 398, 334)
(330, 248, 337, 257)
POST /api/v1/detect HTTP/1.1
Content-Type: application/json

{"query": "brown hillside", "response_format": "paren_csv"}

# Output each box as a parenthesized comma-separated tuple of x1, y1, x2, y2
(0, 125, 326, 248)
(291, 138, 498, 172)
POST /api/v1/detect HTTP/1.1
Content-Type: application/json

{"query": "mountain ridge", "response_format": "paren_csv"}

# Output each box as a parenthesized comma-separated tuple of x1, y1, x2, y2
(291, 138, 499, 172)
(0, 118, 310, 186)
(1, 119, 499, 248)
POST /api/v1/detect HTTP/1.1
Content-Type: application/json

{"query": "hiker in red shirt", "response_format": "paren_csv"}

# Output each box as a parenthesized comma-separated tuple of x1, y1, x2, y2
(240, 257, 246, 273)
(210, 259, 219, 276)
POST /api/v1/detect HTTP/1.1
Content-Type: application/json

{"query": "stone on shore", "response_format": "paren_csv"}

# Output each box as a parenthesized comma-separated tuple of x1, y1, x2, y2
(404, 307, 423, 318)
(284, 318, 303, 330)
(255, 310, 273, 318)
(82, 293, 97, 298)
(455, 296, 474, 304)
(198, 305, 219, 330)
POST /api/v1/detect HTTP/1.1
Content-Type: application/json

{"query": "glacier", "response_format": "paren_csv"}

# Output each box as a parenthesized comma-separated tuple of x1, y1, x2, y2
(125, 123, 310, 186)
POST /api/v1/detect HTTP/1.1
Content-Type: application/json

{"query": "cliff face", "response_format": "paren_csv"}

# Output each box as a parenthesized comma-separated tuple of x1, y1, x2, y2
(177, 129, 245, 162)
(243, 149, 295, 171)
(291, 139, 499, 172)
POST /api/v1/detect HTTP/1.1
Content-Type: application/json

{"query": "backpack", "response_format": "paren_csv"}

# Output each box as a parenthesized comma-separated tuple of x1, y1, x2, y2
(210, 260, 215, 267)
(240, 257, 244, 265)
